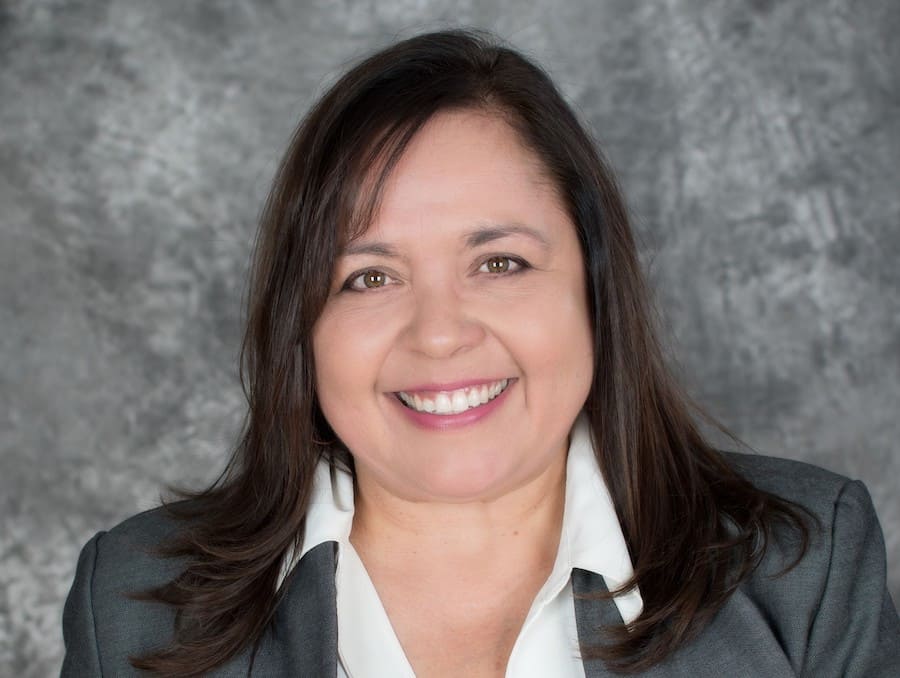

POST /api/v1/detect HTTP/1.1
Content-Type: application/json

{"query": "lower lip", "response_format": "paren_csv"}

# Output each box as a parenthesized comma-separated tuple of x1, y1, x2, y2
(391, 381, 515, 431)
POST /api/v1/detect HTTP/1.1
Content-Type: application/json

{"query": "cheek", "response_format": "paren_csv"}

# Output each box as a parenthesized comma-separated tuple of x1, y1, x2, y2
(312, 307, 394, 412)
(513, 274, 590, 343)
(508, 282, 593, 397)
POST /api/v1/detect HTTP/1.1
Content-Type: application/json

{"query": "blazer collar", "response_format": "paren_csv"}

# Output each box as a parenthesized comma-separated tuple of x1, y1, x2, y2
(257, 550, 795, 677)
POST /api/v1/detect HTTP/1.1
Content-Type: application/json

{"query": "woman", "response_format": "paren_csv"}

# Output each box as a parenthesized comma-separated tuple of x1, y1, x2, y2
(61, 29, 899, 677)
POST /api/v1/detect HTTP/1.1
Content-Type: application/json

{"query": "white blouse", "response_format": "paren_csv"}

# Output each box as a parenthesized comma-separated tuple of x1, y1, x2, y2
(277, 415, 643, 677)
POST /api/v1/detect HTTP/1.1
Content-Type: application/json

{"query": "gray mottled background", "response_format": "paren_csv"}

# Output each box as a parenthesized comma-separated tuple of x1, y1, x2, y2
(1, 0, 898, 674)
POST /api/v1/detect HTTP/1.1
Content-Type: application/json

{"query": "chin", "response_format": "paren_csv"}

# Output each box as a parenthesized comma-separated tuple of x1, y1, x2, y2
(409, 457, 524, 503)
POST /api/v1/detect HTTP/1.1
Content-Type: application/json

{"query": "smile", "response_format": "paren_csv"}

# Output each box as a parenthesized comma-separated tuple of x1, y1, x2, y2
(396, 379, 511, 415)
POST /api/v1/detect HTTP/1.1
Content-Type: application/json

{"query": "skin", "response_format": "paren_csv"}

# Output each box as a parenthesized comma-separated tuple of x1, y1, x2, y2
(312, 109, 594, 676)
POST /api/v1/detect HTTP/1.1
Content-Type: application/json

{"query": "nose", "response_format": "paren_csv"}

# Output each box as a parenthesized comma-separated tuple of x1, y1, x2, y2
(403, 285, 486, 359)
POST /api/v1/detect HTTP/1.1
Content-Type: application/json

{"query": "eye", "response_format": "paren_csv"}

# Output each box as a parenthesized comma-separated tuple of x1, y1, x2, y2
(343, 269, 394, 291)
(360, 270, 387, 288)
(479, 256, 525, 275)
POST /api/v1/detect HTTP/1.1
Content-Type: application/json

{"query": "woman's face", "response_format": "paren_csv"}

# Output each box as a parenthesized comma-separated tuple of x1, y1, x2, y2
(312, 110, 594, 504)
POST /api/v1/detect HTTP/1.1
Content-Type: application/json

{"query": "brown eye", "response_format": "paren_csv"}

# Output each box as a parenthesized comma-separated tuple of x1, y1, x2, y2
(342, 268, 395, 292)
(362, 270, 386, 288)
(484, 256, 510, 273)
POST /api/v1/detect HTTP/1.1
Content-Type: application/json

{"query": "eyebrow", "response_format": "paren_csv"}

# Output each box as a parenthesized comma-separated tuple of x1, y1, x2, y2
(339, 241, 402, 258)
(464, 223, 552, 250)
(339, 223, 552, 258)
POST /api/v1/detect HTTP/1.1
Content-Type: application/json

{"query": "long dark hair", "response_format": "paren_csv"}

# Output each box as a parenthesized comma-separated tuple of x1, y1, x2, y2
(133, 29, 810, 675)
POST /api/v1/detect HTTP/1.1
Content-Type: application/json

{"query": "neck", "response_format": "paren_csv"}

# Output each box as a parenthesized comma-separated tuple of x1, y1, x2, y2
(349, 450, 567, 573)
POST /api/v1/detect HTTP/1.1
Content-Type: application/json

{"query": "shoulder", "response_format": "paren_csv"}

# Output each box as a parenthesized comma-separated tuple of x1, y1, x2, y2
(93, 502, 190, 590)
(720, 449, 878, 576)
(721, 450, 887, 567)
(723, 450, 853, 517)
(62, 503, 192, 676)
(717, 451, 900, 675)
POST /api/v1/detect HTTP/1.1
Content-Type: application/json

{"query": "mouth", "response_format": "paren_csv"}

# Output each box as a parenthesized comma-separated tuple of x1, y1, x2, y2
(395, 379, 511, 415)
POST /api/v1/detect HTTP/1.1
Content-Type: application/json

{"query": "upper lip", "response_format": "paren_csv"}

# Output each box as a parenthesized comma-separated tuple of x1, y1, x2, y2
(393, 377, 514, 394)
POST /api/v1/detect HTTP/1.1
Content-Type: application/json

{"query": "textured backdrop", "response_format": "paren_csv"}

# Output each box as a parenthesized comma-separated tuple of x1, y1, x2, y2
(1, 1, 898, 674)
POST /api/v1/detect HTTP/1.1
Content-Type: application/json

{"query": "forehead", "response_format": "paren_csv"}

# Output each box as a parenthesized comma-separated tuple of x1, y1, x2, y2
(394, 109, 547, 176)
(347, 110, 569, 246)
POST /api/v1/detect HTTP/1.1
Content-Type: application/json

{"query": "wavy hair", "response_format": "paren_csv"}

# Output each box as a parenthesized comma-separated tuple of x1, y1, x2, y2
(132, 29, 810, 675)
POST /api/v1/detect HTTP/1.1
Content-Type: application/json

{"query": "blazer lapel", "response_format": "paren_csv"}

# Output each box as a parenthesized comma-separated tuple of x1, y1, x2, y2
(250, 541, 339, 677)
(572, 568, 627, 678)
(245, 550, 798, 677)
(572, 568, 797, 677)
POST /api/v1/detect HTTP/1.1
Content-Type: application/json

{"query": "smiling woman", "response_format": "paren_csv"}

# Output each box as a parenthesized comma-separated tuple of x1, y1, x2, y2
(314, 111, 593, 504)
(60, 29, 900, 677)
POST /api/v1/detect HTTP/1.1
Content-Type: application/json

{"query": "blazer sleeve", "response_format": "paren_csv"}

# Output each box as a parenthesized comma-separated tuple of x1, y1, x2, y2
(802, 480, 900, 677)
(61, 532, 105, 677)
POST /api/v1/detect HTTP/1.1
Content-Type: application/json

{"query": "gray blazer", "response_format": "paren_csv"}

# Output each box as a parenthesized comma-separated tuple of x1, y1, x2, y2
(61, 453, 900, 677)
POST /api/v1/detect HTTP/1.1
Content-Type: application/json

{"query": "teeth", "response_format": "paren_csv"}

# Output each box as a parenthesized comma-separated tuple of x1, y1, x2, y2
(435, 393, 452, 412)
(397, 379, 509, 415)
(451, 391, 468, 411)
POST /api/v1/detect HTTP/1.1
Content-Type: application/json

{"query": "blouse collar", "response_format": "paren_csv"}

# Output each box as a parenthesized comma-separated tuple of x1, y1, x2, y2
(278, 413, 642, 624)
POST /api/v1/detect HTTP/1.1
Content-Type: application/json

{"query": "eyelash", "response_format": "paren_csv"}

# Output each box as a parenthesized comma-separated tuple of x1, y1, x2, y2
(339, 255, 531, 292)
(477, 255, 529, 275)
(341, 269, 397, 292)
